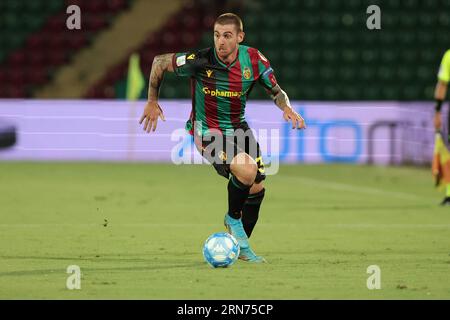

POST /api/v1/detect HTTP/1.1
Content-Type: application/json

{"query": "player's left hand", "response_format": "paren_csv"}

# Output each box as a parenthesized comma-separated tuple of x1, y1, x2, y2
(283, 107, 306, 129)
(139, 100, 165, 133)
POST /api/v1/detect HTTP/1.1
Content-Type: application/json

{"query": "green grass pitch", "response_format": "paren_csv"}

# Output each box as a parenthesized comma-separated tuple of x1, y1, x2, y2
(0, 162, 449, 299)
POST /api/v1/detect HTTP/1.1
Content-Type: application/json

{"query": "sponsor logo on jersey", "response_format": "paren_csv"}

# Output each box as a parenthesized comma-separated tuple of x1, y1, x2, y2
(176, 55, 186, 67)
(187, 53, 196, 60)
(243, 67, 251, 80)
(202, 87, 244, 98)
(206, 69, 213, 78)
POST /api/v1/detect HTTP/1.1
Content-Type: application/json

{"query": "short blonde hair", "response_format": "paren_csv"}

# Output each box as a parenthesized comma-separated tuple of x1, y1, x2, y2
(215, 13, 243, 32)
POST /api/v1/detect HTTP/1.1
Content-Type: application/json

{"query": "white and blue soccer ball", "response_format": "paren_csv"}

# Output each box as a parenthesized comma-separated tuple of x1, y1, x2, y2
(202, 232, 240, 268)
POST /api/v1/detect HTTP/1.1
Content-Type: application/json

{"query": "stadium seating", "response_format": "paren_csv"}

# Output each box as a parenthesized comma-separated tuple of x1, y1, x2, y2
(0, 0, 129, 98)
(238, 0, 450, 100)
(1, 0, 449, 101)
(106, 0, 450, 101)
(88, 1, 220, 99)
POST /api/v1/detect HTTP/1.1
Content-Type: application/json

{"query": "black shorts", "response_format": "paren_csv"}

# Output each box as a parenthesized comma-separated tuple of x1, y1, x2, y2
(193, 126, 266, 183)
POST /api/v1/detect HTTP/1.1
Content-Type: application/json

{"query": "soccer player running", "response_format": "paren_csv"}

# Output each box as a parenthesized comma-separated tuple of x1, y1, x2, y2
(139, 13, 306, 262)
(433, 49, 450, 205)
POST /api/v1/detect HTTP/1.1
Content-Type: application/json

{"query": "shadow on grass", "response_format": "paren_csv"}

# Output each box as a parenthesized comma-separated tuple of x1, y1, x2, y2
(0, 253, 206, 277)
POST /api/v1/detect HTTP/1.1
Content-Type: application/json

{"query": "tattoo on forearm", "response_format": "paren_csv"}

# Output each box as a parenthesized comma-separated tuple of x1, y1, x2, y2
(272, 87, 291, 111)
(148, 54, 173, 101)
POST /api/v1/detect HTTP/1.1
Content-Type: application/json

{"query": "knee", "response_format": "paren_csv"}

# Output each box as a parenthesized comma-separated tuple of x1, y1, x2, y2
(231, 154, 257, 186)
(233, 164, 257, 186)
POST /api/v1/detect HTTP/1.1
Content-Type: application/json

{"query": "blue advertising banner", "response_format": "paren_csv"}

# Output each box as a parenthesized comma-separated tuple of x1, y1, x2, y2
(0, 100, 435, 166)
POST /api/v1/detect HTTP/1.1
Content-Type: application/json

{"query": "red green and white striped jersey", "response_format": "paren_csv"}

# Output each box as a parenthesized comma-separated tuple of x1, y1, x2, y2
(172, 45, 278, 136)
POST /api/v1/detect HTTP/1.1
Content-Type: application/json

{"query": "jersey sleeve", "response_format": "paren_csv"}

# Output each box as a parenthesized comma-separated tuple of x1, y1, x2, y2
(172, 52, 199, 77)
(438, 49, 450, 83)
(255, 50, 278, 90)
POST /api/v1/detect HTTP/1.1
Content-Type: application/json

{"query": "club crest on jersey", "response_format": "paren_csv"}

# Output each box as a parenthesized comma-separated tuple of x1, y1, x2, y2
(187, 53, 195, 60)
(243, 67, 251, 80)
(206, 69, 213, 78)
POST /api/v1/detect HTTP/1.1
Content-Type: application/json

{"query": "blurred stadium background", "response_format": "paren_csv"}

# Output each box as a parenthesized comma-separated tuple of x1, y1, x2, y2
(1, 0, 449, 163)
(1, 0, 450, 299)
(0, 0, 449, 100)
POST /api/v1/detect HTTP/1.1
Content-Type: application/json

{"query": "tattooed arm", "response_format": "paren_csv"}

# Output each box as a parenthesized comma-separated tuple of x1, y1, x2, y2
(147, 53, 175, 102)
(139, 53, 175, 133)
(269, 84, 306, 130)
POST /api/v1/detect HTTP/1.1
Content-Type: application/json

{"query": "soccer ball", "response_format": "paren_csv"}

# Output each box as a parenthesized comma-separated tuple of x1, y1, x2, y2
(202, 232, 240, 268)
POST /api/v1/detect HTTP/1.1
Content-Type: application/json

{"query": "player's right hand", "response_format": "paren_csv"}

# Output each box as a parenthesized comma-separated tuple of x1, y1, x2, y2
(139, 101, 165, 133)
(434, 112, 442, 131)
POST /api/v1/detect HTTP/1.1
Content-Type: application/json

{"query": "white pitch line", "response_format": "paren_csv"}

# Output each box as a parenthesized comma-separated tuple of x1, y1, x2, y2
(277, 174, 433, 201)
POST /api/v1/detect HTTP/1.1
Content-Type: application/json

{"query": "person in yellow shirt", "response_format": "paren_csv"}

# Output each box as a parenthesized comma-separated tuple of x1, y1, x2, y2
(434, 49, 450, 131)
(433, 49, 450, 205)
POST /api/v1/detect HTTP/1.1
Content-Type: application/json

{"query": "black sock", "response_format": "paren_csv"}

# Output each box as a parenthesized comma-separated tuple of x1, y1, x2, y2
(227, 175, 251, 219)
(242, 188, 265, 237)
